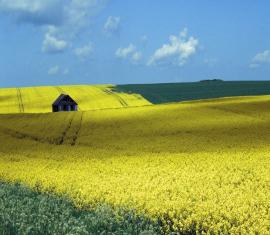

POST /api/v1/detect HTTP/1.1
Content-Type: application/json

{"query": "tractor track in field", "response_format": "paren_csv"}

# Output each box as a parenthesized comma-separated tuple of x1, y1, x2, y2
(0, 112, 70, 145)
(0, 113, 76, 146)
(57, 111, 84, 146)
(57, 113, 76, 145)
(16, 88, 24, 113)
(70, 112, 84, 146)
(0, 125, 54, 145)
(104, 88, 128, 107)
(0, 111, 83, 146)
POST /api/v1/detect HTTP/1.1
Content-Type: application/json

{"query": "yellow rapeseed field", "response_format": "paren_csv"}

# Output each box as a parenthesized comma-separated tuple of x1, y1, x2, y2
(0, 94, 270, 233)
(0, 85, 151, 113)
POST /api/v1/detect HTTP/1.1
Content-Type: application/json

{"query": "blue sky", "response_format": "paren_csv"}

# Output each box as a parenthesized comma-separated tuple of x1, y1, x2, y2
(0, 0, 270, 87)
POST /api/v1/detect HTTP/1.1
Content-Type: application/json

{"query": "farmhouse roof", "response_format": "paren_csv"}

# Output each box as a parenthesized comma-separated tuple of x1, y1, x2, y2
(53, 94, 78, 106)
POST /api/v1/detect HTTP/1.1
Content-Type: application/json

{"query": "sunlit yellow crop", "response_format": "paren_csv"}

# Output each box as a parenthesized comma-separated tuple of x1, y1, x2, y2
(0, 84, 151, 113)
(0, 94, 270, 234)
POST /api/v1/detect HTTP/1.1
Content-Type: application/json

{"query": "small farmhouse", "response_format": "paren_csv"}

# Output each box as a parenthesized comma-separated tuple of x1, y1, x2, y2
(52, 94, 78, 112)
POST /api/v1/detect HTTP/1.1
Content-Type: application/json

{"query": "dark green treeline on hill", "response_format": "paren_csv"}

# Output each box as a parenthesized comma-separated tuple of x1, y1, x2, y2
(115, 81, 270, 104)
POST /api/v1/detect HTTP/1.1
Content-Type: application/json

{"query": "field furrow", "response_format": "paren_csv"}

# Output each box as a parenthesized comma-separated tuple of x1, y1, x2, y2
(16, 88, 24, 113)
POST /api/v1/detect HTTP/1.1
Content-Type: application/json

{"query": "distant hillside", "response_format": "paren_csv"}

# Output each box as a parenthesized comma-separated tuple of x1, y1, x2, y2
(0, 85, 151, 114)
(2, 81, 270, 114)
(115, 81, 270, 104)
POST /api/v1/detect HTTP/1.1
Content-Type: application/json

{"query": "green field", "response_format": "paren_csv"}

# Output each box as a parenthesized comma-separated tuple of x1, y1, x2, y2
(0, 83, 270, 234)
(116, 81, 270, 104)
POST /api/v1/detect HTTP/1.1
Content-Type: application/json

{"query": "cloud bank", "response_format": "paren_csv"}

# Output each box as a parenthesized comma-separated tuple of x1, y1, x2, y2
(0, 0, 108, 53)
(0, 0, 63, 25)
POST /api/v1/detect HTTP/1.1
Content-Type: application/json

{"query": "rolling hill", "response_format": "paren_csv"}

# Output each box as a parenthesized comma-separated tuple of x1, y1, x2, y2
(0, 84, 151, 113)
(0, 92, 270, 234)
(2, 81, 270, 114)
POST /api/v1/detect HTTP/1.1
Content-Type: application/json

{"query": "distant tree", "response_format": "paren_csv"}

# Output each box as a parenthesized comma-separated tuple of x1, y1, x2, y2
(199, 79, 224, 82)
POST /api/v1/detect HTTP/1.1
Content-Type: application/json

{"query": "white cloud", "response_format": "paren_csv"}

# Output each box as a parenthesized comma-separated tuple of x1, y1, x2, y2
(42, 32, 68, 53)
(115, 44, 142, 63)
(0, 0, 107, 27)
(132, 52, 142, 62)
(249, 50, 270, 68)
(74, 43, 93, 59)
(104, 16, 120, 34)
(48, 65, 60, 75)
(48, 65, 69, 75)
(252, 50, 270, 64)
(115, 44, 136, 58)
(148, 28, 199, 66)
(64, 0, 107, 34)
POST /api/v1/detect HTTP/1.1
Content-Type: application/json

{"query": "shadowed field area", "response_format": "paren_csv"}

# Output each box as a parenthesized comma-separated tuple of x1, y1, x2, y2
(0, 181, 159, 234)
